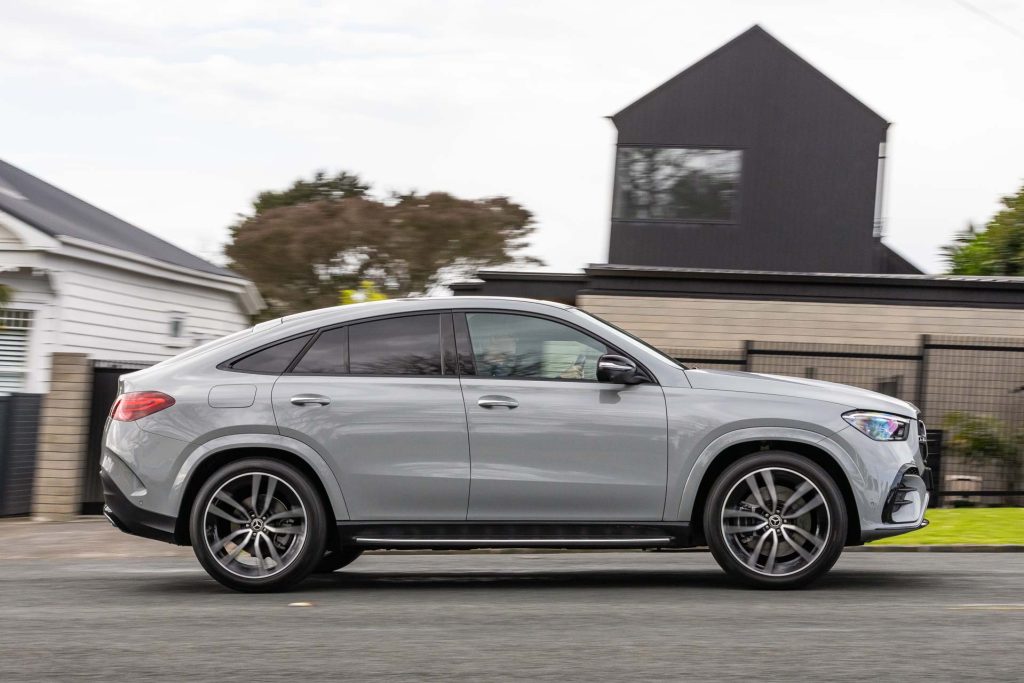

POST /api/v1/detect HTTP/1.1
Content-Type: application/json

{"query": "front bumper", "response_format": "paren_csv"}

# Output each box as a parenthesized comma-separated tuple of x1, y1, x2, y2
(101, 469, 179, 545)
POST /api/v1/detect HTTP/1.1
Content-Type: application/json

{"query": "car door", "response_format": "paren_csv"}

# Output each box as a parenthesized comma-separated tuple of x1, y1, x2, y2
(457, 311, 668, 521)
(272, 312, 470, 520)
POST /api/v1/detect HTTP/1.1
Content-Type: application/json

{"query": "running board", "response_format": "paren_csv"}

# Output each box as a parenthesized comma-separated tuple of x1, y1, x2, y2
(337, 522, 692, 550)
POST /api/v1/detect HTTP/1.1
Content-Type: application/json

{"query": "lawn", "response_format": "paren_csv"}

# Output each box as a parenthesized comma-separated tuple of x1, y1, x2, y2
(868, 507, 1024, 545)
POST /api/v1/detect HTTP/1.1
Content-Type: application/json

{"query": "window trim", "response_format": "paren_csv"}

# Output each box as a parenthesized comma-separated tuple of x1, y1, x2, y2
(455, 309, 657, 385)
(219, 308, 657, 383)
(611, 143, 743, 225)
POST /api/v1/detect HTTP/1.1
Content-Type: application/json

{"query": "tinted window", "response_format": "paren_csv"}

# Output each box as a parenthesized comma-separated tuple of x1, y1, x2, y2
(465, 313, 608, 381)
(349, 314, 442, 376)
(229, 334, 311, 374)
(613, 147, 741, 222)
(292, 327, 347, 374)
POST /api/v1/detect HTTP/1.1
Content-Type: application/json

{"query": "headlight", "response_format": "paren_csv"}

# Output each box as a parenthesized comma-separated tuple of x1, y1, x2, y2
(842, 411, 910, 441)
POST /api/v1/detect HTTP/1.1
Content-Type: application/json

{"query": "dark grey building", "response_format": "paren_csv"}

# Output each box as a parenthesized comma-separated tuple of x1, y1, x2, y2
(454, 28, 1024, 504)
(607, 25, 917, 274)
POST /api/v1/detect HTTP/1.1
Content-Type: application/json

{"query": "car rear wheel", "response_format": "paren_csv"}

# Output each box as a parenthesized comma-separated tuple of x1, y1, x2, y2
(703, 451, 847, 589)
(189, 458, 327, 592)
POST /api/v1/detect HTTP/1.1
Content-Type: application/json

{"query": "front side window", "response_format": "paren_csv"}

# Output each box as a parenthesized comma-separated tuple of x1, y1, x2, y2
(348, 314, 442, 376)
(465, 313, 608, 381)
(613, 147, 741, 222)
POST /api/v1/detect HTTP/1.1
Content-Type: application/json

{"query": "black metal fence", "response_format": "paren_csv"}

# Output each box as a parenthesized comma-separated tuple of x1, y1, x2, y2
(0, 393, 43, 517)
(669, 335, 1024, 507)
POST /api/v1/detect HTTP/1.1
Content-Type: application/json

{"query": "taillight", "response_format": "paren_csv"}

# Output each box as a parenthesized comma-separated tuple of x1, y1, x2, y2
(110, 391, 175, 422)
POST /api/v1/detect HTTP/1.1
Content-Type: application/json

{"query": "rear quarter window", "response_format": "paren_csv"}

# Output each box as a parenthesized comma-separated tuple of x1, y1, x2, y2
(226, 334, 312, 374)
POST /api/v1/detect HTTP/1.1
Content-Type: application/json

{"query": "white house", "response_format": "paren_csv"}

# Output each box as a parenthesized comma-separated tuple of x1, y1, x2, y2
(0, 158, 263, 519)
(0, 158, 262, 394)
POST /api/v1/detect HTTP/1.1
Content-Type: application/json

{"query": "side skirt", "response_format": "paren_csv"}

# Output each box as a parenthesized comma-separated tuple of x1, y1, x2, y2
(335, 521, 694, 551)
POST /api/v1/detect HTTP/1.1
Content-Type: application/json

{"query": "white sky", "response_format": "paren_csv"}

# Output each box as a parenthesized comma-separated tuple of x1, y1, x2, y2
(2, 0, 1022, 274)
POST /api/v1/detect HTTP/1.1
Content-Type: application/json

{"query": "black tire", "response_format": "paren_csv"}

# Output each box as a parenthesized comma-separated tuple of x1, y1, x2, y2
(314, 547, 363, 573)
(703, 451, 847, 589)
(189, 458, 327, 593)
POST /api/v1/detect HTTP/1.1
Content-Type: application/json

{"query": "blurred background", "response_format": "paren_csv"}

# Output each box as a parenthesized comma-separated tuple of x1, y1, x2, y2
(1, 1, 1022, 520)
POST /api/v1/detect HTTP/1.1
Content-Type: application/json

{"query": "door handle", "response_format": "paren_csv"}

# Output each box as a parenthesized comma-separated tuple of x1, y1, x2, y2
(477, 395, 518, 409)
(290, 394, 331, 406)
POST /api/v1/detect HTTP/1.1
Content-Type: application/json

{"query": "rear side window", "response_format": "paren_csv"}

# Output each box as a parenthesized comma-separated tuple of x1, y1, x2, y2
(348, 314, 442, 376)
(292, 327, 348, 374)
(227, 334, 311, 374)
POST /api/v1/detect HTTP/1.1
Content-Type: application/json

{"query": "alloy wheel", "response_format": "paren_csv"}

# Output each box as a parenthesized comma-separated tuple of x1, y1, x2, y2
(719, 466, 831, 577)
(202, 472, 307, 579)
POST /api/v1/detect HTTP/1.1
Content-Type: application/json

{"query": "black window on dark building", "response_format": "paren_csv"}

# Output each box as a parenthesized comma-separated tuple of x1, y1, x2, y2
(613, 147, 741, 222)
(228, 334, 312, 374)
(292, 327, 348, 374)
(348, 314, 443, 376)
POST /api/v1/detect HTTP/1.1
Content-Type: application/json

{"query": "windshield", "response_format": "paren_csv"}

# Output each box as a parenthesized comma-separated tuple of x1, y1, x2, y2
(569, 308, 688, 370)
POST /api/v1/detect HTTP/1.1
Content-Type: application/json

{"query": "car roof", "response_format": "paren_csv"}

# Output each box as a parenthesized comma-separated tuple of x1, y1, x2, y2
(259, 296, 572, 335)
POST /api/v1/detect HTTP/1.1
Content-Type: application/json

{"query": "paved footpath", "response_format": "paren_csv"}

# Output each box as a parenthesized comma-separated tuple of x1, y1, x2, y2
(1, 520, 1022, 681)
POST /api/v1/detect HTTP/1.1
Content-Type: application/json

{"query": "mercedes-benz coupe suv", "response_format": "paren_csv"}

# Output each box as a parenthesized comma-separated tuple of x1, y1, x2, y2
(102, 297, 929, 591)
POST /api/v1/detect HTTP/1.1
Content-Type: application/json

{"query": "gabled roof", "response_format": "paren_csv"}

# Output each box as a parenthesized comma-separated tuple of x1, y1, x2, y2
(0, 158, 238, 279)
(613, 25, 887, 126)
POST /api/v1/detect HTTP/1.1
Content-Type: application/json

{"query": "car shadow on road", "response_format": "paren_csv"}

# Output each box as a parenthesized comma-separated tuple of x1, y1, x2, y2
(137, 566, 930, 595)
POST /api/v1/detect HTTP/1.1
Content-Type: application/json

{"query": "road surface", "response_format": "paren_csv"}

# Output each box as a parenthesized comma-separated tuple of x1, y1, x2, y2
(1, 544, 1021, 681)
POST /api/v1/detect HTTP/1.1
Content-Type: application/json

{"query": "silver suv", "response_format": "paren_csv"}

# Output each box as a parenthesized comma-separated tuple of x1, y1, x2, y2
(102, 297, 929, 591)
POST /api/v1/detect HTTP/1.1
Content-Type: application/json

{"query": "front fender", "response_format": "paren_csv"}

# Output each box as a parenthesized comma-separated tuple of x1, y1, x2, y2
(171, 433, 350, 521)
(672, 427, 867, 524)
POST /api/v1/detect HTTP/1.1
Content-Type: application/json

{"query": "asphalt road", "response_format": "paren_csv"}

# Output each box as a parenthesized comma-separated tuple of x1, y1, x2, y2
(1, 550, 1022, 681)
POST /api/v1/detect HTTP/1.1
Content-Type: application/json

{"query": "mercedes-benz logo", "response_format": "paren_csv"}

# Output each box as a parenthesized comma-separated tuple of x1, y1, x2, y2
(250, 518, 266, 532)
(768, 514, 783, 529)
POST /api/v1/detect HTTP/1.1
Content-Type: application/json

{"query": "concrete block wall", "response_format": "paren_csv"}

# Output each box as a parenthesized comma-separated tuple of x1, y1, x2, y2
(31, 353, 92, 520)
(578, 295, 1024, 350)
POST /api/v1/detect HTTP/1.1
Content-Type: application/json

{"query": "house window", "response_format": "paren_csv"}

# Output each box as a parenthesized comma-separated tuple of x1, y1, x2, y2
(613, 147, 742, 222)
(169, 314, 186, 339)
(0, 309, 32, 392)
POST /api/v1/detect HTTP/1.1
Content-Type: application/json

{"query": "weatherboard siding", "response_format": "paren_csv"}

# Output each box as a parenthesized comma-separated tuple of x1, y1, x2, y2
(0, 222, 20, 247)
(54, 259, 249, 362)
(578, 294, 1024, 350)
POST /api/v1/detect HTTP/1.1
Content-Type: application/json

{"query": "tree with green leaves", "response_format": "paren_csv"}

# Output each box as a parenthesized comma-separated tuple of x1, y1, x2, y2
(0, 283, 10, 308)
(226, 171, 542, 319)
(943, 183, 1024, 275)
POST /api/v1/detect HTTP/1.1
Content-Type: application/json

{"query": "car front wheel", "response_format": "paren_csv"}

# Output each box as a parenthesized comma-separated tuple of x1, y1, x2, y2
(703, 451, 847, 589)
(189, 458, 327, 592)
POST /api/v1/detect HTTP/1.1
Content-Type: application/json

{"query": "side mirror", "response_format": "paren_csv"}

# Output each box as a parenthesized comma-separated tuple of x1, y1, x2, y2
(597, 354, 648, 385)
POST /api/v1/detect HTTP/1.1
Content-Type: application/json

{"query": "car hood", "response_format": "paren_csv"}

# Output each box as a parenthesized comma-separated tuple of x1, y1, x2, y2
(684, 369, 917, 416)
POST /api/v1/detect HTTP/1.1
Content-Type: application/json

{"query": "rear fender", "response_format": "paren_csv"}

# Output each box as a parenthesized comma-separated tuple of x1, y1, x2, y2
(171, 433, 350, 521)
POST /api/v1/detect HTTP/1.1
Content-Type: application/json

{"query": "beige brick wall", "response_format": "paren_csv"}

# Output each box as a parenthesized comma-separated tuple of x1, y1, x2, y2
(32, 353, 92, 520)
(578, 295, 1024, 350)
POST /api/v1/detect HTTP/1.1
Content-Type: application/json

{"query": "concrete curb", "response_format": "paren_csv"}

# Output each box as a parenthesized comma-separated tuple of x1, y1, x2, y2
(852, 544, 1024, 553)
(2, 519, 1021, 556)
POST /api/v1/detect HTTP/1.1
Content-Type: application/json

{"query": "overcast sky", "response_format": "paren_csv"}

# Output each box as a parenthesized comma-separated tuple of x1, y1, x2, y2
(2, 0, 1023, 274)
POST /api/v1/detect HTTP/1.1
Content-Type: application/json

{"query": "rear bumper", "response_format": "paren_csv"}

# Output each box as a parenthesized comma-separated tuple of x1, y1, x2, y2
(100, 470, 179, 545)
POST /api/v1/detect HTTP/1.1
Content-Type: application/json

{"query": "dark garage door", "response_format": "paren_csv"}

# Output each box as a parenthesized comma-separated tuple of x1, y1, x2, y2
(81, 364, 150, 514)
